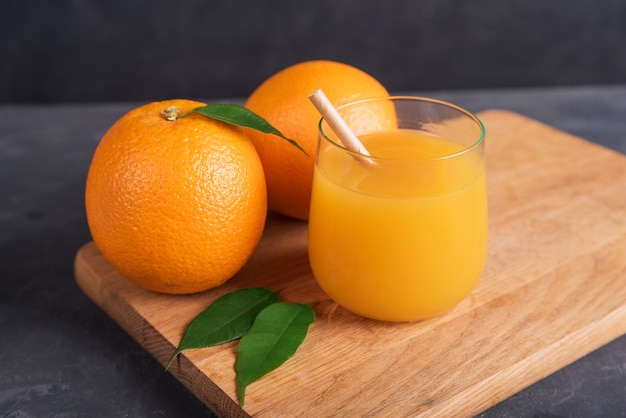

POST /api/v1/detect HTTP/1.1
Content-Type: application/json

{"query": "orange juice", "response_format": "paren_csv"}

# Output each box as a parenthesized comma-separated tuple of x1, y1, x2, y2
(308, 128, 487, 321)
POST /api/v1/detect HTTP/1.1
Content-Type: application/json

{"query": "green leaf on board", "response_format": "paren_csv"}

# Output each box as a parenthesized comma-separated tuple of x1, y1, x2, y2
(165, 287, 279, 370)
(187, 104, 308, 155)
(235, 302, 316, 406)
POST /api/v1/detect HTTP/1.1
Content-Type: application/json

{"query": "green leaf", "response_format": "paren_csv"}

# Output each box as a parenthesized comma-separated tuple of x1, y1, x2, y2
(235, 302, 316, 406)
(165, 287, 279, 370)
(187, 104, 308, 155)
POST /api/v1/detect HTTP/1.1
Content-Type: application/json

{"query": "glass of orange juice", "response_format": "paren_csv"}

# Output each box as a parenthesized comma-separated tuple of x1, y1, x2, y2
(308, 96, 487, 322)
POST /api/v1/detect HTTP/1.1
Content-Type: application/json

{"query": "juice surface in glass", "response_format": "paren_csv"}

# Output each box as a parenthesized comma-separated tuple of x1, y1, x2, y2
(308, 127, 487, 322)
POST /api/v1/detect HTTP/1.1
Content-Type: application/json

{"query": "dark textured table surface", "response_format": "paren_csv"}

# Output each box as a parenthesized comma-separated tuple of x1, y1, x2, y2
(1, 85, 625, 417)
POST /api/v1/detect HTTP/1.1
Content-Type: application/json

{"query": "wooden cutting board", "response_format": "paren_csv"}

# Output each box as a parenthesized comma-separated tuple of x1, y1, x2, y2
(74, 110, 626, 417)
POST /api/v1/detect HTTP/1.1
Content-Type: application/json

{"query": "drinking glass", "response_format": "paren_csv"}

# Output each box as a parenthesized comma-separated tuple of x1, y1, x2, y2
(308, 96, 487, 322)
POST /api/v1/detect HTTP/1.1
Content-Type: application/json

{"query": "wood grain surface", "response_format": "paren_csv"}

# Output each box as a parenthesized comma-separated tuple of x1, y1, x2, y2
(74, 110, 626, 417)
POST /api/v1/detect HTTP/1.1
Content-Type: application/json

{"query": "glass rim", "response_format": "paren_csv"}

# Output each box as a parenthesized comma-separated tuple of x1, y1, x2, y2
(317, 95, 486, 162)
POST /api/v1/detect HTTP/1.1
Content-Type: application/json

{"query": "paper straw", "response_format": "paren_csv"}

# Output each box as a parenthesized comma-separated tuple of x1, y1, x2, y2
(308, 89, 372, 157)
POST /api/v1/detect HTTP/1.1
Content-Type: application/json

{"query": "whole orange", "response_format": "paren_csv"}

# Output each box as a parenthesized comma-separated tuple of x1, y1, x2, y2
(85, 99, 267, 294)
(244, 60, 390, 220)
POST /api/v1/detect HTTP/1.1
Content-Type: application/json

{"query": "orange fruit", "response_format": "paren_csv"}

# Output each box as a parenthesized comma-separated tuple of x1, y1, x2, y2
(245, 60, 390, 220)
(85, 99, 267, 294)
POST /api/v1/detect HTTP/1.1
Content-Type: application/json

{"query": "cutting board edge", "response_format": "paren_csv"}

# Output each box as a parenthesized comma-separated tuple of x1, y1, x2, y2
(73, 242, 250, 418)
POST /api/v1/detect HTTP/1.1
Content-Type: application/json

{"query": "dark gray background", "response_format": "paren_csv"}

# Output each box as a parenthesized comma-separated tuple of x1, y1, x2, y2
(2, 0, 626, 104)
